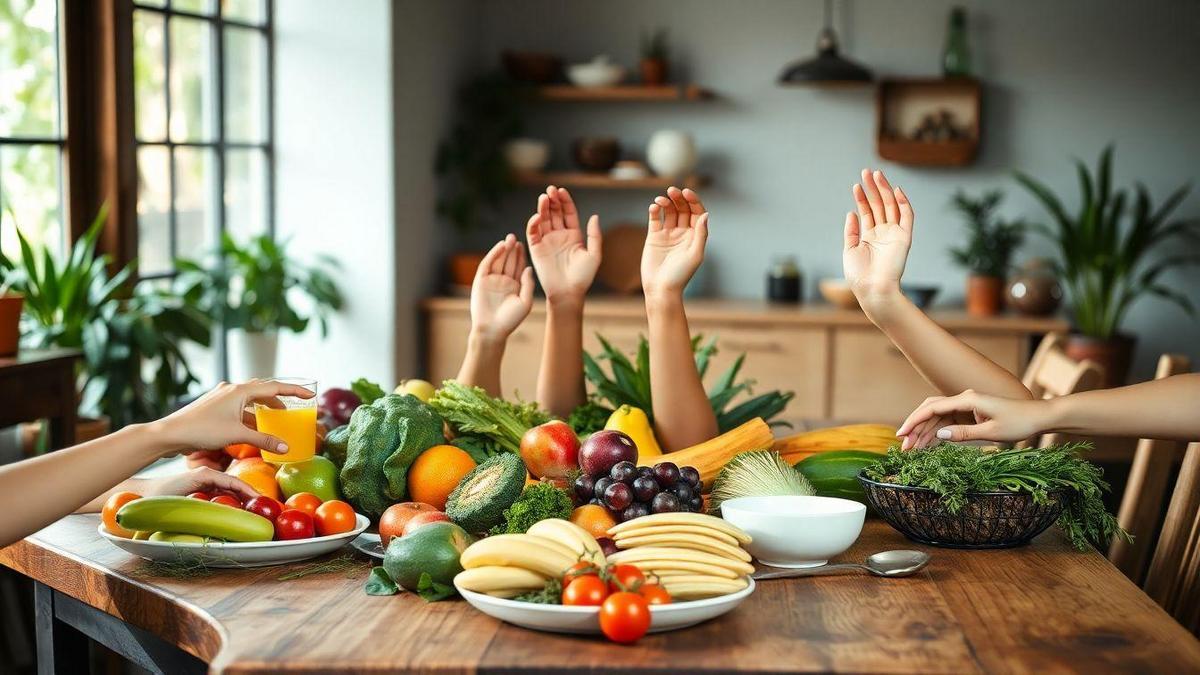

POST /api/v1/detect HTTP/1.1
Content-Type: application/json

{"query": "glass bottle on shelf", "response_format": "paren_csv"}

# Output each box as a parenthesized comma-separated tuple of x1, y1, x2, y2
(766, 256, 802, 304)
(942, 7, 972, 77)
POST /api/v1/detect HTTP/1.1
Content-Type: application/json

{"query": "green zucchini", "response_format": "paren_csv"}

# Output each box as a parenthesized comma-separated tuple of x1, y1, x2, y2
(794, 450, 885, 505)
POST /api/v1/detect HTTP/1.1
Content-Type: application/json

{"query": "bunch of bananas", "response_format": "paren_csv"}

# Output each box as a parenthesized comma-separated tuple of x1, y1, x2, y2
(454, 519, 603, 598)
(606, 512, 753, 599)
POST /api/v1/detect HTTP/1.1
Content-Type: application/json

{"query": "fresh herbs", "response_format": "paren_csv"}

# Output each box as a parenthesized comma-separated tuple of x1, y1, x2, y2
(350, 377, 387, 406)
(865, 443, 1130, 550)
(429, 380, 552, 454)
(708, 450, 815, 514)
(277, 553, 359, 581)
(514, 577, 563, 604)
(489, 483, 574, 535)
(567, 398, 613, 436)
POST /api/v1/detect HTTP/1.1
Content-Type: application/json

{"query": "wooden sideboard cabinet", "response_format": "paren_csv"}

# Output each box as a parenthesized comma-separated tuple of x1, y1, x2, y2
(421, 297, 1069, 424)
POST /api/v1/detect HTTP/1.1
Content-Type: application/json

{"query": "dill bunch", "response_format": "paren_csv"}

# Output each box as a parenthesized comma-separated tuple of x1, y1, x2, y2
(864, 442, 1131, 551)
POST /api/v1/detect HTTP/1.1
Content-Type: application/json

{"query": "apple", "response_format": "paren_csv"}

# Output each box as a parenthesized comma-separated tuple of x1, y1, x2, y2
(520, 420, 581, 479)
(378, 502, 439, 547)
(402, 511, 450, 536)
(244, 496, 284, 523)
(578, 430, 638, 479)
(394, 379, 436, 402)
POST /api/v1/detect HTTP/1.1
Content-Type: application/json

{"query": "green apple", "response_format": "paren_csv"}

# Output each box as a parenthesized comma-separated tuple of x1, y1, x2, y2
(275, 455, 341, 502)
(394, 379, 436, 402)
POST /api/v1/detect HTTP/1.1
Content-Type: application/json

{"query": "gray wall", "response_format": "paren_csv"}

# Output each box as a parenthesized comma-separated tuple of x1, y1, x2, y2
(425, 0, 1200, 383)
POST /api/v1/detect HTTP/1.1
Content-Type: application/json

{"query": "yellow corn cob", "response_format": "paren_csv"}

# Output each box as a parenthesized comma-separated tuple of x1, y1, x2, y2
(773, 423, 896, 465)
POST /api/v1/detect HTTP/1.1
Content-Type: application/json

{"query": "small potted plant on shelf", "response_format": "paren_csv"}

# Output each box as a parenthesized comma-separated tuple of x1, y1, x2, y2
(1015, 145, 1200, 386)
(176, 233, 343, 382)
(639, 27, 669, 86)
(948, 190, 1025, 316)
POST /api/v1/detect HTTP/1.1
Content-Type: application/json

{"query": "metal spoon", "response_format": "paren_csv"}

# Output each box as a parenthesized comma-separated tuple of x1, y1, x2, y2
(752, 550, 931, 580)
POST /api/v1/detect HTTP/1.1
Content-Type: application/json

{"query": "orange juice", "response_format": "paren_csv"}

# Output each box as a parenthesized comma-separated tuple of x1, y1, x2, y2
(255, 406, 317, 463)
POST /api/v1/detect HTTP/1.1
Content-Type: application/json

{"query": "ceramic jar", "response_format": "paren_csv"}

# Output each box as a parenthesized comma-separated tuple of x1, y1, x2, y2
(646, 130, 697, 178)
(1007, 259, 1063, 316)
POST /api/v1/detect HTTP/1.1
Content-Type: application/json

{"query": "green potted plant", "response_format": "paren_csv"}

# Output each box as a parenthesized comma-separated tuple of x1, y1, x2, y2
(175, 233, 343, 381)
(1016, 146, 1200, 386)
(639, 27, 669, 86)
(948, 190, 1025, 316)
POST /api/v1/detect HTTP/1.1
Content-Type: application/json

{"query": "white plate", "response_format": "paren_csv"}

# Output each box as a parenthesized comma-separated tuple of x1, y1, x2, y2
(352, 532, 385, 560)
(99, 514, 370, 568)
(455, 577, 755, 635)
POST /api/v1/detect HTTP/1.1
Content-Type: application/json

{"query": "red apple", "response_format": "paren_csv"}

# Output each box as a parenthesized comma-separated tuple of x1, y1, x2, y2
(244, 496, 284, 523)
(402, 511, 450, 536)
(578, 430, 638, 479)
(520, 420, 581, 479)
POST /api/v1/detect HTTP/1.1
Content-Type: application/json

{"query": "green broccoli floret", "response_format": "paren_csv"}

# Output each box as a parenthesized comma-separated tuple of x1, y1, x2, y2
(490, 483, 573, 535)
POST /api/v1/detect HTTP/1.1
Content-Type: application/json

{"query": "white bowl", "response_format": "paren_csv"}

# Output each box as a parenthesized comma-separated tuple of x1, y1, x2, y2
(99, 514, 370, 568)
(456, 577, 754, 635)
(503, 138, 550, 172)
(721, 496, 865, 568)
(566, 56, 626, 87)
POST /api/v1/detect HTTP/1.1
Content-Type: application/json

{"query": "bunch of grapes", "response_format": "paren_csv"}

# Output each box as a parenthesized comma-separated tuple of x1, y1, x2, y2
(573, 461, 703, 522)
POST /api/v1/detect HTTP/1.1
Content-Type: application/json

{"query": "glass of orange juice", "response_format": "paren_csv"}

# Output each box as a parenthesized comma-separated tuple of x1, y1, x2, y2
(255, 377, 318, 464)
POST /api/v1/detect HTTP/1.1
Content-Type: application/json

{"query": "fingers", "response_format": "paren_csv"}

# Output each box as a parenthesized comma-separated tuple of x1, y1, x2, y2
(480, 237, 508, 278)
(513, 239, 527, 278)
(654, 195, 676, 229)
(935, 422, 997, 444)
(585, 214, 602, 257)
(852, 183, 876, 230)
(245, 380, 313, 401)
(666, 186, 690, 228)
(518, 266, 535, 307)
(688, 212, 710, 256)
(502, 234, 519, 277)
(844, 212, 861, 250)
(648, 203, 664, 233)
(546, 185, 565, 230)
(859, 169, 885, 225)
(681, 188, 706, 215)
(526, 213, 542, 246)
(872, 170, 900, 224)
(241, 428, 288, 455)
(205, 470, 261, 501)
(556, 187, 581, 230)
(896, 186, 915, 232)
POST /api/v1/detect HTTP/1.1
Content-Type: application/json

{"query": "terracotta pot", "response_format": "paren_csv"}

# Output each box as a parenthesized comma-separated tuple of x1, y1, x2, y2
(640, 58, 668, 85)
(448, 251, 486, 289)
(1064, 333, 1136, 388)
(966, 275, 1004, 316)
(0, 293, 22, 356)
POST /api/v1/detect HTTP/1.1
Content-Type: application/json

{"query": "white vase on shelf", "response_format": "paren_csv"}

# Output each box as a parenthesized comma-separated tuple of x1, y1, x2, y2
(226, 329, 278, 382)
(646, 130, 697, 179)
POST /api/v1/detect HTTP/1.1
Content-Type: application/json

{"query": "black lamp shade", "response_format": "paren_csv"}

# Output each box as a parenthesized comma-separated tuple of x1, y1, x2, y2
(778, 49, 872, 84)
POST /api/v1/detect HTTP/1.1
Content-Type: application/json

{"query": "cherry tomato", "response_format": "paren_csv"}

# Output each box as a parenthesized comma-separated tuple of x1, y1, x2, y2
(274, 509, 315, 540)
(285, 492, 322, 517)
(243, 496, 284, 523)
(314, 500, 356, 536)
(599, 591, 651, 644)
(187, 492, 212, 501)
(639, 583, 672, 605)
(223, 443, 261, 460)
(210, 495, 243, 509)
(563, 560, 599, 587)
(562, 575, 608, 606)
(101, 492, 141, 538)
(606, 563, 645, 593)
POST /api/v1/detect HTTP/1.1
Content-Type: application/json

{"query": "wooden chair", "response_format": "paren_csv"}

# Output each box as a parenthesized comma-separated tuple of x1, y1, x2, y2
(1108, 354, 1192, 583)
(1142, 440, 1200, 635)
(1017, 333, 1105, 448)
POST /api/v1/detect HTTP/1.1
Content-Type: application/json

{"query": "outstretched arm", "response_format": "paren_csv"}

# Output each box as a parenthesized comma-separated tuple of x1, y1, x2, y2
(457, 234, 534, 397)
(527, 186, 602, 417)
(896, 374, 1200, 448)
(642, 187, 719, 451)
(844, 169, 1032, 402)
(1, 380, 310, 547)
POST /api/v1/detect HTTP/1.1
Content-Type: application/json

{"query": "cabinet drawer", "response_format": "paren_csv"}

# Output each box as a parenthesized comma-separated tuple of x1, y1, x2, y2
(425, 312, 544, 401)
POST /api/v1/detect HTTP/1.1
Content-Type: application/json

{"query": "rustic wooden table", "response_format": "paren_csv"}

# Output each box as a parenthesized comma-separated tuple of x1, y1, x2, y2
(4, 517, 1198, 674)
(0, 348, 79, 451)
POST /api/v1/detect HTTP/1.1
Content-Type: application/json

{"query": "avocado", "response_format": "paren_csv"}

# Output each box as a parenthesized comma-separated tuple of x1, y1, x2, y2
(382, 521, 473, 592)
(444, 453, 526, 534)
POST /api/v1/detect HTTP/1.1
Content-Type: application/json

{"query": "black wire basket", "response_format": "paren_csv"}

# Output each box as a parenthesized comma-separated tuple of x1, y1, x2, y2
(857, 472, 1066, 549)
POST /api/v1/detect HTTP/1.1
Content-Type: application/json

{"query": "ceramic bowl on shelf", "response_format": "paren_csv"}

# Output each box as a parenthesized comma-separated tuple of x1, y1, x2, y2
(609, 160, 650, 181)
(818, 279, 860, 310)
(900, 284, 940, 310)
(566, 56, 626, 87)
(720, 496, 866, 568)
(572, 137, 621, 172)
(501, 51, 562, 83)
(503, 138, 550, 172)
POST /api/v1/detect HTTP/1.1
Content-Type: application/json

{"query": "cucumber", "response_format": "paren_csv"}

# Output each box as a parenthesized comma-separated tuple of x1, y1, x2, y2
(794, 450, 886, 505)
(116, 496, 274, 542)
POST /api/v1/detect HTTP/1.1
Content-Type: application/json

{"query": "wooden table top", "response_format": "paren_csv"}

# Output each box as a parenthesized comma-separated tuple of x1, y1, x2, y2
(3, 516, 1197, 674)
(0, 347, 81, 371)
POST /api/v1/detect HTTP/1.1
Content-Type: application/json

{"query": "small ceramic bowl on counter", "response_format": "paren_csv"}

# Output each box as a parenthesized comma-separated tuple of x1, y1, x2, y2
(720, 495, 866, 568)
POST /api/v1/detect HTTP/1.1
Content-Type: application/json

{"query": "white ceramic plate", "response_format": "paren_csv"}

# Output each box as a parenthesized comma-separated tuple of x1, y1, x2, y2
(352, 532, 385, 560)
(455, 577, 755, 635)
(99, 514, 370, 568)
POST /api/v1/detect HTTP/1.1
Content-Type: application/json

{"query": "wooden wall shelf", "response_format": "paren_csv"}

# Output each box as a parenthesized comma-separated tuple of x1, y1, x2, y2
(534, 84, 712, 102)
(876, 77, 981, 166)
(514, 171, 707, 190)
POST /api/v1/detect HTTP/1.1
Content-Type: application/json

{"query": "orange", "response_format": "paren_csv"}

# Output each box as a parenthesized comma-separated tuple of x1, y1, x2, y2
(227, 457, 282, 501)
(407, 445, 477, 510)
(224, 443, 261, 460)
(285, 492, 323, 517)
(102, 492, 141, 538)
(571, 504, 618, 540)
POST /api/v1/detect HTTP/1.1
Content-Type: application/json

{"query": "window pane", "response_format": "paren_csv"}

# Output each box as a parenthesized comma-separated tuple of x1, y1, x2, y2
(169, 17, 214, 142)
(222, 0, 263, 25)
(175, 146, 216, 259)
(136, 145, 172, 275)
(133, 9, 167, 142)
(0, 143, 63, 259)
(225, 148, 265, 239)
(173, 0, 213, 15)
(135, 0, 166, 7)
(224, 26, 265, 143)
(0, 0, 60, 137)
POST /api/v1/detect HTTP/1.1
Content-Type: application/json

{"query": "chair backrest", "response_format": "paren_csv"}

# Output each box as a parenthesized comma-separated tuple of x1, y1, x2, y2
(1108, 354, 1192, 583)
(1143, 440, 1200, 635)
(1018, 333, 1105, 448)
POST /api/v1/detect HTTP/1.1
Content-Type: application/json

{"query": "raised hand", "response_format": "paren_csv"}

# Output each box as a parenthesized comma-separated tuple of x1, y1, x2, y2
(642, 187, 709, 298)
(526, 186, 601, 304)
(844, 169, 914, 305)
(895, 390, 1047, 448)
(470, 234, 535, 341)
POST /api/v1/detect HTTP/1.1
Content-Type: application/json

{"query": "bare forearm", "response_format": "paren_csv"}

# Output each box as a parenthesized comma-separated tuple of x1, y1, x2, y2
(1042, 374, 1200, 441)
(861, 285, 1032, 400)
(646, 293, 718, 451)
(537, 299, 586, 418)
(456, 330, 507, 397)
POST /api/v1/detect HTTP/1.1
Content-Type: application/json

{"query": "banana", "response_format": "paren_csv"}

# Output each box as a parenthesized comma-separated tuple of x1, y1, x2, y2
(460, 534, 576, 578)
(147, 532, 209, 544)
(612, 524, 739, 546)
(621, 560, 739, 579)
(658, 576, 749, 600)
(519, 533, 580, 561)
(614, 533, 752, 562)
(526, 519, 605, 564)
(608, 512, 752, 544)
(454, 566, 548, 595)
(608, 547, 756, 576)
(116, 496, 273, 542)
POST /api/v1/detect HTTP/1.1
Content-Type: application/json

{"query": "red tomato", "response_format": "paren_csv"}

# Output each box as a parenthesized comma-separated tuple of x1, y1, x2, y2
(314, 500, 357, 536)
(639, 583, 672, 605)
(187, 492, 212, 501)
(562, 575, 608, 606)
(599, 592, 651, 644)
(285, 492, 322, 517)
(563, 560, 599, 587)
(243, 496, 284, 523)
(210, 495, 243, 509)
(274, 509, 315, 540)
(606, 563, 645, 593)
(224, 443, 261, 460)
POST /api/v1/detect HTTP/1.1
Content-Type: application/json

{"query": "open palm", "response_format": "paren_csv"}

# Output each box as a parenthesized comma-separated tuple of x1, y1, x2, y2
(526, 186, 601, 302)
(642, 187, 710, 296)
(843, 169, 914, 297)
(471, 234, 534, 339)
